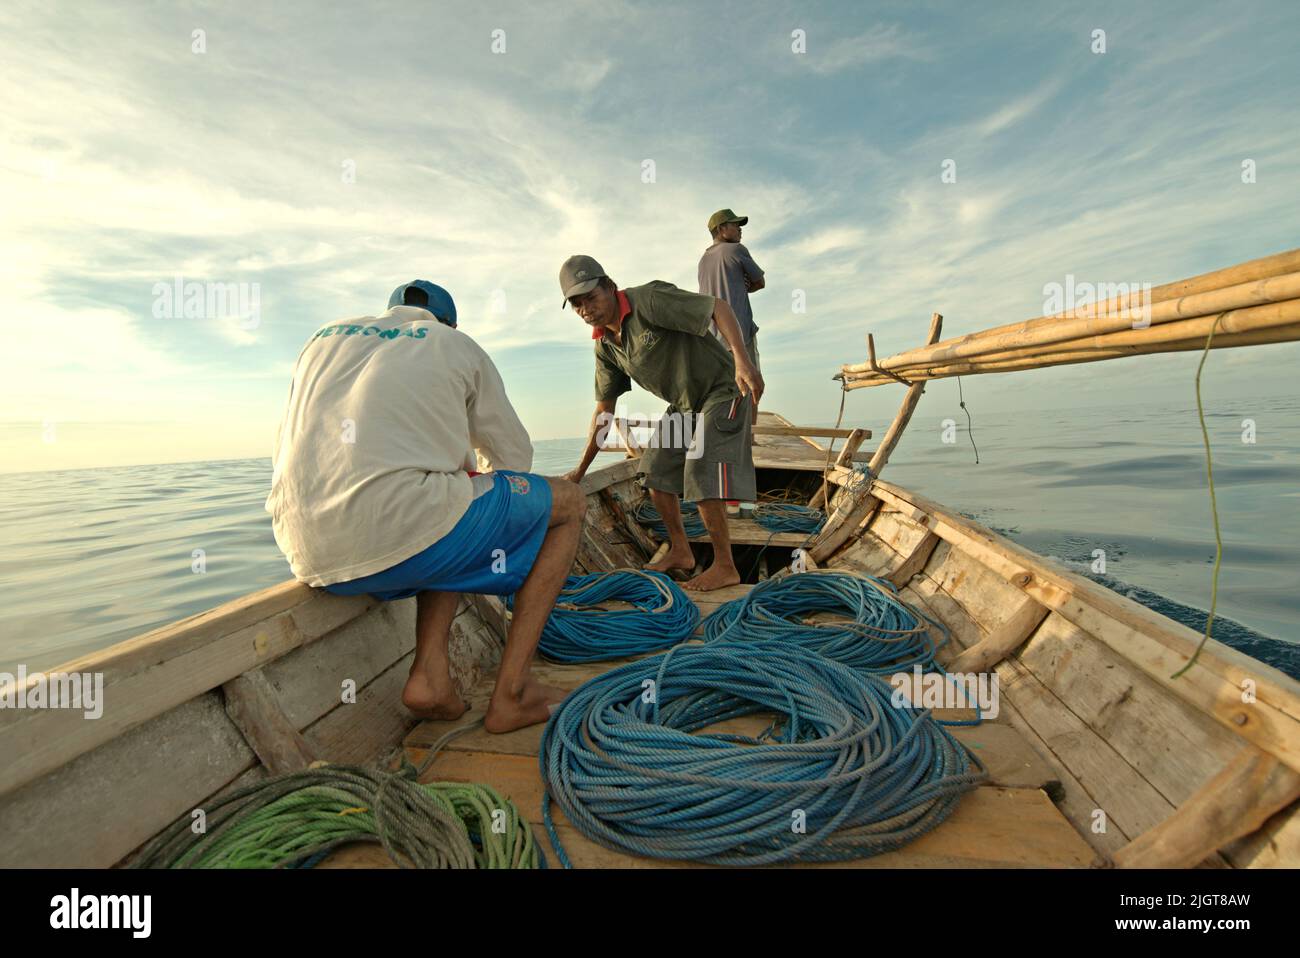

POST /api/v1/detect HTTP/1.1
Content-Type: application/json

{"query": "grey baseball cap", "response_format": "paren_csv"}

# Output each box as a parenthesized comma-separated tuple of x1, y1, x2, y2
(559, 254, 607, 307)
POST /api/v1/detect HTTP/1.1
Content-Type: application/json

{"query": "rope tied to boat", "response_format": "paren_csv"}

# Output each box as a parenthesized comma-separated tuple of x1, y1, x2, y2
(511, 569, 700, 663)
(540, 640, 986, 867)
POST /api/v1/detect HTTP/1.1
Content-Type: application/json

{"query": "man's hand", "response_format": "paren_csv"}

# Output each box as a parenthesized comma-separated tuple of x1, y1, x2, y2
(563, 467, 586, 484)
(736, 359, 764, 404)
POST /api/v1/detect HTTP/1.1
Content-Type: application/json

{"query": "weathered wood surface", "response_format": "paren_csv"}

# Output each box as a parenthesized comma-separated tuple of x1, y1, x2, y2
(1114, 747, 1300, 869)
(0, 591, 504, 867)
(221, 669, 317, 775)
(842, 498, 1300, 866)
(869, 480, 1300, 777)
(949, 595, 1050, 674)
(0, 581, 376, 798)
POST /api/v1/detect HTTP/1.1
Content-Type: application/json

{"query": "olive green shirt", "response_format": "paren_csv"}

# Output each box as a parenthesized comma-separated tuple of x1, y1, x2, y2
(593, 281, 739, 413)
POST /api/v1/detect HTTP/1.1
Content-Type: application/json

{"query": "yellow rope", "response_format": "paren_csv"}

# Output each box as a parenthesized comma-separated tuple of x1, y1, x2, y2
(1172, 312, 1227, 679)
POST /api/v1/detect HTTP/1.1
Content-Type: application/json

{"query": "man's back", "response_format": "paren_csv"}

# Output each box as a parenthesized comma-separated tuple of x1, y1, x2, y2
(266, 305, 532, 587)
(698, 241, 763, 343)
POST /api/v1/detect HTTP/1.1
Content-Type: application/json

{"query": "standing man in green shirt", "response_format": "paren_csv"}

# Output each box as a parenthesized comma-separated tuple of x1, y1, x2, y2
(559, 254, 764, 592)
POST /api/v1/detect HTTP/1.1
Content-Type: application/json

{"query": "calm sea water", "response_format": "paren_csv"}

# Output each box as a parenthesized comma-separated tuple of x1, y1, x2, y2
(1, 401, 1296, 677)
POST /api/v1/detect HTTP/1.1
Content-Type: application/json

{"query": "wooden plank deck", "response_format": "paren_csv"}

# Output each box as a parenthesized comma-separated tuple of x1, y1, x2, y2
(690, 517, 811, 547)
(320, 581, 1091, 870)
(752, 411, 870, 471)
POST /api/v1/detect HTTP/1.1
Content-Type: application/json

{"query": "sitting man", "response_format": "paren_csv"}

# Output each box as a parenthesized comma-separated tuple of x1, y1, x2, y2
(559, 255, 764, 592)
(265, 280, 580, 732)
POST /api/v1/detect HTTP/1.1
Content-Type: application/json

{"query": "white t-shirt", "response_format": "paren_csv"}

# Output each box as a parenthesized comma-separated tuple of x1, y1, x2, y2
(265, 305, 534, 586)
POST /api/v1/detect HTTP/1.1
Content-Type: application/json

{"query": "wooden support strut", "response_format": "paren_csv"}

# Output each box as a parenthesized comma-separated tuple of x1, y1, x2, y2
(886, 529, 941, 590)
(867, 333, 914, 386)
(600, 488, 659, 559)
(1112, 746, 1300, 868)
(221, 669, 317, 776)
(949, 594, 1052, 674)
(868, 313, 944, 477)
(808, 314, 943, 563)
(809, 427, 868, 510)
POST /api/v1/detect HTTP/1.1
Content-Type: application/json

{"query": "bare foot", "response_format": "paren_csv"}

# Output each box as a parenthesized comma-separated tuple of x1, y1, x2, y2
(484, 678, 569, 733)
(402, 668, 469, 721)
(684, 563, 742, 592)
(645, 548, 695, 574)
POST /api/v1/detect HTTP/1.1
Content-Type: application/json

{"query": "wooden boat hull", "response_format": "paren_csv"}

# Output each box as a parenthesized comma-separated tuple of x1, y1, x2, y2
(2, 414, 1296, 868)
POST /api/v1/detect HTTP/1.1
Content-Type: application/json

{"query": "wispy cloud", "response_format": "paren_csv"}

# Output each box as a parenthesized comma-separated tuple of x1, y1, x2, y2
(1, 0, 1297, 471)
(801, 23, 932, 74)
(974, 79, 1064, 137)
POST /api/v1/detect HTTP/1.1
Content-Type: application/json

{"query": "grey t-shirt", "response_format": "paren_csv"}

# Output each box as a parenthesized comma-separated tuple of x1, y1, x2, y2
(697, 241, 764, 343)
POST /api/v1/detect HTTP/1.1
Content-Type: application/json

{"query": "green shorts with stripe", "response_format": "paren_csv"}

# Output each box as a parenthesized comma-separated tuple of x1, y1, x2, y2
(639, 395, 756, 502)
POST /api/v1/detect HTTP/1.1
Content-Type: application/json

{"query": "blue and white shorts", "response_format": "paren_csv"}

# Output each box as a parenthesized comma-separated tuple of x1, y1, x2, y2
(323, 470, 553, 600)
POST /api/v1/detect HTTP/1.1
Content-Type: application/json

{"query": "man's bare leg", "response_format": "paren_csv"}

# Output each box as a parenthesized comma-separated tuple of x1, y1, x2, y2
(405, 590, 470, 719)
(484, 477, 586, 733)
(685, 498, 741, 592)
(643, 488, 695, 573)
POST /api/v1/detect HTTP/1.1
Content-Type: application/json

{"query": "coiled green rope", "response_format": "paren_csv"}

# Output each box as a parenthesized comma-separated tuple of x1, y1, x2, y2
(131, 740, 542, 869)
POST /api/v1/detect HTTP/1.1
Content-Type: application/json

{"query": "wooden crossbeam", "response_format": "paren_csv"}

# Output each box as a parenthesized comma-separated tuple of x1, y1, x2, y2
(1113, 746, 1300, 868)
(887, 530, 941, 589)
(949, 595, 1051, 673)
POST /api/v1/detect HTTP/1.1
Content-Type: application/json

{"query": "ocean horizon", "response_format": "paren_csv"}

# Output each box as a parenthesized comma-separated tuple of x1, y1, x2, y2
(2, 398, 1297, 679)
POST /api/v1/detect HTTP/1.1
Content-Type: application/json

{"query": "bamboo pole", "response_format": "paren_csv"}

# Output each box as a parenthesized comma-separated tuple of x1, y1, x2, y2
(867, 313, 944, 476)
(846, 295, 1300, 378)
(844, 317, 1300, 389)
(843, 267, 1300, 377)
(810, 313, 942, 563)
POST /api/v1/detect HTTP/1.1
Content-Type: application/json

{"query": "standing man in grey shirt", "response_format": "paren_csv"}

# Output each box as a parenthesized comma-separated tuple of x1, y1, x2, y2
(698, 208, 765, 380)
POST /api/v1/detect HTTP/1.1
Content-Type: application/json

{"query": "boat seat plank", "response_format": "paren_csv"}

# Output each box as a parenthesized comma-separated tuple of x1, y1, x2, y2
(687, 583, 753, 626)
(689, 518, 811, 547)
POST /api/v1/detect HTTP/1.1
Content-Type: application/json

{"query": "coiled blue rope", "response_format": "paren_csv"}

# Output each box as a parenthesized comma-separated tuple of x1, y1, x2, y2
(539, 641, 986, 867)
(509, 570, 700, 663)
(702, 569, 942, 673)
(631, 498, 708, 538)
(753, 502, 825, 535)
(702, 570, 981, 727)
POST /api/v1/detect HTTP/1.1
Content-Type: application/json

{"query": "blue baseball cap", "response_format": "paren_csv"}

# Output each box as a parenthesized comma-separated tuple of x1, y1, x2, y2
(388, 280, 457, 328)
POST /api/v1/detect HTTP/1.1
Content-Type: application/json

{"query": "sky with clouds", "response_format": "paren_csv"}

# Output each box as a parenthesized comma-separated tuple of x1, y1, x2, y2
(2, 0, 1298, 473)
